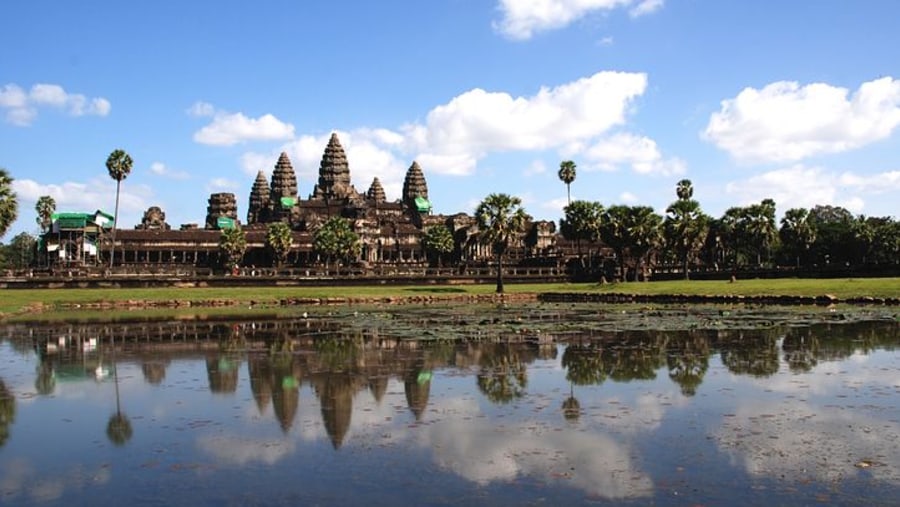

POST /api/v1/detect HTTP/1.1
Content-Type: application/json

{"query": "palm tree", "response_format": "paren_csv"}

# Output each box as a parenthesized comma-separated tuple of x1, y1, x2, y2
(105, 150, 134, 268)
(676, 178, 693, 200)
(626, 206, 663, 281)
(313, 216, 361, 271)
(560, 200, 603, 258)
(779, 208, 816, 268)
(0, 168, 18, 240)
(266, 222, 293, 267)
(557, 160, 577, 205)
(475, 193, 528, 293)
(664, 180, 709, 279)
(35, 195, 56, 232)
(421, 224, 455, 267)
(218, 226, 247, 271)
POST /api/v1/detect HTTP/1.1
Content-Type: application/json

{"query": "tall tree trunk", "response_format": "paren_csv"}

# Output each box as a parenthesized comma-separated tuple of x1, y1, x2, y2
(496, 254, 504, 293)
(682, 254, 690, 280)
(110, 179, 121, 269)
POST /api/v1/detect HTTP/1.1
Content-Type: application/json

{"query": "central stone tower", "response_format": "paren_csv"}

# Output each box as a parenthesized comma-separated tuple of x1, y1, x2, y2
(310, 133, 359, 201)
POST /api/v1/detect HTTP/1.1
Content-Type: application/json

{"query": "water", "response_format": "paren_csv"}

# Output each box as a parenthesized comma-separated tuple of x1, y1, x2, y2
(0, 306, 898, 506)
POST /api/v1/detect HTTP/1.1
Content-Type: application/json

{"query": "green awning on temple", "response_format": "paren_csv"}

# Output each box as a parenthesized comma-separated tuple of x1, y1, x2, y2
(217, 216, 237, 230)
(414, 196, 432, 213)
(280, 196, 297, 208)
(54, 212, 91, 229)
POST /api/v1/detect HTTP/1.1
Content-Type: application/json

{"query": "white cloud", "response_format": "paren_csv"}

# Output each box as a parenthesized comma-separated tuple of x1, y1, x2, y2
(523, 159, 547, 176)
(723, 165, 900, 213)
(494, 0, 662, 40)
(187, 101, 215, 117)
(620, 191, 639, 203)
(149, 162, 190, 180)
(207, 177, 239, 191)
(237, 71, 656, 205)
(629, 0, 663, 17)
(0, 83, 110, 126)
(582, 132, 686, 175)
(704, 77, 900, 163)
(12, 178, 151, 231)
(410, 71, 647, 175)
(193, 111, 295, 146)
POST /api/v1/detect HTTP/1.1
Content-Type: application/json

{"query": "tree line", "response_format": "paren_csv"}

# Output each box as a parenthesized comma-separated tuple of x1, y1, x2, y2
(1, 157, 898, 290)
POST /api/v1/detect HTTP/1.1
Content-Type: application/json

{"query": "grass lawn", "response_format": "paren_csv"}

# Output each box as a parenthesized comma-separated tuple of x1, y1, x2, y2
(1, 277, 897, 317)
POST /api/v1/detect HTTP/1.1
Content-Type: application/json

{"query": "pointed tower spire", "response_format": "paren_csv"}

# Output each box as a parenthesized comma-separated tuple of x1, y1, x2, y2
(269, 152, 298, 220)
(247, 170, 270, 224)
(402, 161, 429, 212)
(366, 177, 386, 204)
(270, 152, 298, 199)
(311, 133, 358, 201)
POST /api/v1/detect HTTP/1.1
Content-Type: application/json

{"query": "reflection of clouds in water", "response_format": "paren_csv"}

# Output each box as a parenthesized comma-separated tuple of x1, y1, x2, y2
(584, 392, 683, 435)
(198, 434, 296, 465)
(751, 353, 895, 396)
(414, 401, 653, 499)
(716, 401, 900, 484)
(0, 457, 110, 503)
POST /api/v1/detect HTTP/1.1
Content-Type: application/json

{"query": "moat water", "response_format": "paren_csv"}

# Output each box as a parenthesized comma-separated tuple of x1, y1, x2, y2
(0, 304, 898, 506)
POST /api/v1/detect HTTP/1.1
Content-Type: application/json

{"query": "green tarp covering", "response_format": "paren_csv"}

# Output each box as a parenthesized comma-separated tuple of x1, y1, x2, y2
(414, 196, 432, 212)
(217, 216, 237, 230)
(280, 196, 297, 208)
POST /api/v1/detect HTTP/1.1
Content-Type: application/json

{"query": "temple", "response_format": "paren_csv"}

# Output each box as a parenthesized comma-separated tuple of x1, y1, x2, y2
(37, 133, 560, 274)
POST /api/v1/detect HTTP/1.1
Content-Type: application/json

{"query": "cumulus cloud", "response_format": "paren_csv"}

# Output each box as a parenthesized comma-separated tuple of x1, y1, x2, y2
(704, 77, 900, 163)
(0, 83, 111, 126)
(724, 165, 900, 213)
(149, 162, 190, 180)
(582, 132, 686, 175)
(186, 101, 215, 117)
(193, 111, 295, 146)
(494, 0, 664, 40)
(408, 71, 647, 175)
(629, 0, 664, 17)
(206, 177, 240, 191)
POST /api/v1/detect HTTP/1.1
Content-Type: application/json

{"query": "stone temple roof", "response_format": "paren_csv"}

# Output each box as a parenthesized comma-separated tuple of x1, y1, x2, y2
(367, 177, 386, 204)
(311, 133, 358, 201)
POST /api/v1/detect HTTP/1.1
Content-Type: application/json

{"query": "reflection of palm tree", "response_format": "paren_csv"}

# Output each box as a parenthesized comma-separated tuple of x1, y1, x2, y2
(35, 362, 56, 395)
(562, 344, 606, 386)
(0, 379, 15, 447)
(476, 345, 527, 404)
(666, 332, 710, 397)
(561, 382, 580, 422)
(106, 337, 132, 446)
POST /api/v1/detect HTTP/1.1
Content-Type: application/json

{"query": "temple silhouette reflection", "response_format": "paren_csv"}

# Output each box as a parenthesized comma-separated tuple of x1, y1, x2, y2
(6, 313, 897, 450)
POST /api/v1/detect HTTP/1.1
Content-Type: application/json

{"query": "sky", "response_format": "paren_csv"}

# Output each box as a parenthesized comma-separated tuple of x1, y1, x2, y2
(2, 0, 899, 239)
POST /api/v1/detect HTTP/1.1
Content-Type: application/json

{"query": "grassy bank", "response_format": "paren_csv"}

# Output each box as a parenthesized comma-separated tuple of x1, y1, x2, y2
(1, 277, 898, 318)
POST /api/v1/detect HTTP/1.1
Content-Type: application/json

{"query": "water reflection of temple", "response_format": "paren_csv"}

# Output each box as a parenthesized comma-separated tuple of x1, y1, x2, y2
(7, 317, 897, 448)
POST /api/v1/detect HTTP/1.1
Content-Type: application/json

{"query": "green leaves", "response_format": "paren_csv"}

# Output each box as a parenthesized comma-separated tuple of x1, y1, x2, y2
(313, 217, 360, 266)
(266, 222, 293, 267)
(105, 149, 133, 182)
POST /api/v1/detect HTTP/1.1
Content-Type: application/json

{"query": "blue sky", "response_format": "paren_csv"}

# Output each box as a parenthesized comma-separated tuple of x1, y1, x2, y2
(2, 0, 899, 239)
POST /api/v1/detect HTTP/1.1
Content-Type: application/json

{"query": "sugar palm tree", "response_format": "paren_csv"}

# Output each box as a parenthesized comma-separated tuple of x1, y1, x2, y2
(0, 168, 18, 240)
(219, 226, 247, 270)
(558, 160, 576, 206)
(421, 224, 455, 267)
(664, 179, 709, 279)
(266, 222, 293, 267)
(35, 195, 56, 232)
(475, 193, 528, 293)
(779, 207, 816, 268)
(105, 150, 134, 268)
